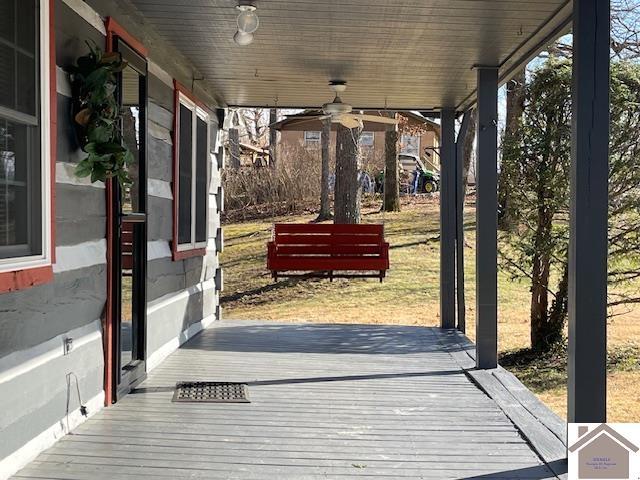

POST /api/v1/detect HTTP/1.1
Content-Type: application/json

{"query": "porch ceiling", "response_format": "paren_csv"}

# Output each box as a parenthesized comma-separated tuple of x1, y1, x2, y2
(130, 0, 572, 110)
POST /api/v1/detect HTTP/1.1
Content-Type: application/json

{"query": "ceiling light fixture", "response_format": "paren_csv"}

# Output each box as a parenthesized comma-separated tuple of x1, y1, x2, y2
(233, 30, 254, 46)
(236, 3, 259, 33)
(233, 1, 258, 46)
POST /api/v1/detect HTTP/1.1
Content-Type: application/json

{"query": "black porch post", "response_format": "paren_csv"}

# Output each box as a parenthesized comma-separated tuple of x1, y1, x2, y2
(568, 0, 610, 423)
(475, 67, 498, 369)
(440, 108, 456, 329)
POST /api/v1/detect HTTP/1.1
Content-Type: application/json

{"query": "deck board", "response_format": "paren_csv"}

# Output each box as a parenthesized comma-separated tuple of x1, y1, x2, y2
(13, 321, 561, 479)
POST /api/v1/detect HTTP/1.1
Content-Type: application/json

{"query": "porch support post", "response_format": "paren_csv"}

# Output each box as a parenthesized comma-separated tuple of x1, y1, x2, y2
(455, 110, 471, 333)
(475, 67, 498, 369)
(440, 108, 456, 329)
(568, 0, 610, 423)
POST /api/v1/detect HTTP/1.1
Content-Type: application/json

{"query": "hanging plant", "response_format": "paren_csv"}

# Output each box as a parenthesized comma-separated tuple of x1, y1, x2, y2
(69, 41, 133, 186)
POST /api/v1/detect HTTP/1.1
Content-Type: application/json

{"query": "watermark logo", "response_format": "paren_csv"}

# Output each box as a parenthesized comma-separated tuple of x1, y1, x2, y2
(569, 423, 640, 479)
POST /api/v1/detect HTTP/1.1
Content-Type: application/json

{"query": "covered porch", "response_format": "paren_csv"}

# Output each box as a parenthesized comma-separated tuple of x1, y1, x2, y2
(3, 0, 612, 476)
(13, 321, 566, 479)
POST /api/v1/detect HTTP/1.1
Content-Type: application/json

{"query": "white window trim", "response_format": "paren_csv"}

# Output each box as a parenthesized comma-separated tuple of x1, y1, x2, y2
(0, 0, 52, 274)
(303, 131, 321, 145)
(176, 92, 210, 253)
(360, 131, 375, 147)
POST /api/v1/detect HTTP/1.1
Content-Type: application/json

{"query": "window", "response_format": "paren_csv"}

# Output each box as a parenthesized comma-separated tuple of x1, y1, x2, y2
(303, 131, 321, 146)
(360, 131, 374, 147)
(400, 134, 420, 156)
(173, 82, 210, 260)
(0, 0, 53, 283)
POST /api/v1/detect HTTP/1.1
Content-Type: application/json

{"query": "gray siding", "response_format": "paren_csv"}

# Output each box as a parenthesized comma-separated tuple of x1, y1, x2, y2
(0, 1, 222, 473)
(0, 3, 108, 360)
(0, 265, 106, 357)
(147, 195, 173, 241)
(56, 184, 106, 245)
(0, 5, 109, 470)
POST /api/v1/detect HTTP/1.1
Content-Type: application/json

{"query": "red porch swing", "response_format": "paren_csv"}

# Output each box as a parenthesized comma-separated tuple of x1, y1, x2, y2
(266, 223, 390, 282)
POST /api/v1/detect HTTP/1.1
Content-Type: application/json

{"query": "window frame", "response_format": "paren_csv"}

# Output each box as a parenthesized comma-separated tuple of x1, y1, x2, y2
(0, 0, 55, 292)
(172, 81, 210, 261)
(303, 130, 321, 145)
(360, 131, 375, 147)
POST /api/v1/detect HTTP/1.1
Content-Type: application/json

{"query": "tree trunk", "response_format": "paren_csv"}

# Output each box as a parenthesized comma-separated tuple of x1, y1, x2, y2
(461, 108, 476, 194)
(383, 113, 401, 212)
(530, 188, 555, 351)
(316, 118, 333, 221)
(269, 108, 278, 168)
(334, 124, 361, 224)
(229, 128, 241, 169)
(548, 264, 569, 344)
(498, 68, 526, 230)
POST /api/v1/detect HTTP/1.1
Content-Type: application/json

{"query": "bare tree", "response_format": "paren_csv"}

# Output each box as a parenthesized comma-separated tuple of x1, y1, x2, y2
(611, 0, 640, 59)
(229, 127, 241, 169)
(334, 124, 362, 224)
(461, 108, 476, 193)
(240, 108, 268, 146)
(269, 108, 278, 167)
(382, 112, 400, 212)
(316, 118, 333, 221)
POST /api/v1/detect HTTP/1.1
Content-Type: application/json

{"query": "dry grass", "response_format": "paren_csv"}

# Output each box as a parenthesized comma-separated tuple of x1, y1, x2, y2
(221, 197, 640, 422)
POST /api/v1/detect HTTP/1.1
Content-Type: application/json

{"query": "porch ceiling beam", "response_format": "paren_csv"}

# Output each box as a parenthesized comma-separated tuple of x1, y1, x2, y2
(440, 108, 456, 329)
(475, 66, 499, 370)
(567, 0, 610, 423)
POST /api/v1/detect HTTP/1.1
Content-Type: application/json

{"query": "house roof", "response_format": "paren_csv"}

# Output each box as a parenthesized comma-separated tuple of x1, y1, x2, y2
(126, 0, 571, 110)
(270, 110, 440, 134)
(569, 424, 640, 453)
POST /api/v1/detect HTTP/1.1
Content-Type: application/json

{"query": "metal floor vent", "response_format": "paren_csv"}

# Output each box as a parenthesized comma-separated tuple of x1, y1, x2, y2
(173, 382, 250, 403)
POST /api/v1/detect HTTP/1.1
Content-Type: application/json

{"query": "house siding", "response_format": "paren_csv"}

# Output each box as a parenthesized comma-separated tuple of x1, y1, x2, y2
(0, 1, 223, 476)
(0, 2, 108, 470)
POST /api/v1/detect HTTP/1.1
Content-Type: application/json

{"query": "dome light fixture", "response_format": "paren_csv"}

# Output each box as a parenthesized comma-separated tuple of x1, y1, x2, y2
(233, 1, 258, 46)
(233, 30, 254, 46)
(236, 3, 259, 34)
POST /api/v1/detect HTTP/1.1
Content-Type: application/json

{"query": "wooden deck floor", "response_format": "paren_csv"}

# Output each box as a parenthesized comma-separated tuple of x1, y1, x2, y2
(14, 321, 563, 479)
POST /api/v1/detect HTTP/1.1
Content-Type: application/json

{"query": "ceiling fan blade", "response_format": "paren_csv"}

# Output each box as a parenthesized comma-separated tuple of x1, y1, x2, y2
(335, 114, 363, 129)
(351, 114, 399, 125)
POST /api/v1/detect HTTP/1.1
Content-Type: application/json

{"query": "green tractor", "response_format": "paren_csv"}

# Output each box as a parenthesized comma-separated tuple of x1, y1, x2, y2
(419, 168, 440, 193)
(375, 166, 440, 194)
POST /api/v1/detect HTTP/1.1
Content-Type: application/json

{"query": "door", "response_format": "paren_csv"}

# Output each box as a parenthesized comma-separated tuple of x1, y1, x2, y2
(111, 39, 148, 400)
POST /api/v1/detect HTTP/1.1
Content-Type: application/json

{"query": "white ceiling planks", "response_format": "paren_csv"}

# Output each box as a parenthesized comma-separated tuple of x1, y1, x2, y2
(129, 0, 572, 109)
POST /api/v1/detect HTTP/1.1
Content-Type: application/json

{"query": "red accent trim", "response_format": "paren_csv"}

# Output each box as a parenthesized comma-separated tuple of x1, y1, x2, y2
(104, 179, 115, 406)
(0, 266, 54, 293)
(173, 248, 207, 261)
(171, 80, 208, 261)
(174, 80, 210, 112)
(0, 0, 57, 294)
(103, 18, 148, 406)
(104, 17, 148, 58)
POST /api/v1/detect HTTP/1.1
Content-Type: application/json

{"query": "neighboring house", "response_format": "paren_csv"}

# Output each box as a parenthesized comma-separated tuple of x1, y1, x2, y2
(272, 111, 441, 173)
(0, 1, 223, 476)
(569, 424, 639, 479)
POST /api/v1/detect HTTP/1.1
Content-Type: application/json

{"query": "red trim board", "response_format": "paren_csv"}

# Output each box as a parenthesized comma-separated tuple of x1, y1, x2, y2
(103, 17, 147, 406)
(171, 80, 208, 261)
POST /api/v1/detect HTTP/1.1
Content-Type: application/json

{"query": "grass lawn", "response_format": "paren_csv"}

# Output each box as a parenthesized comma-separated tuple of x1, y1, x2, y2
(220, 196, 640, 422)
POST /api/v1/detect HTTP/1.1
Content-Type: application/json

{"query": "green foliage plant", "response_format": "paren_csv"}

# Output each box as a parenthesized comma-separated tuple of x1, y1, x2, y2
(69, 41, 133, 186)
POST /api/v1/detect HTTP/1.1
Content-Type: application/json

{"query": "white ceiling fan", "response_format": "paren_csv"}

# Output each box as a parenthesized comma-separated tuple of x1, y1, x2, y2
(318, 81, 399, 129)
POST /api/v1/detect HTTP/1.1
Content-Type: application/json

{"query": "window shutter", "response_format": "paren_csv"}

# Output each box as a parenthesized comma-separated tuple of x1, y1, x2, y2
(195, 116, 208, 243)
(178, 103, 193, 245)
